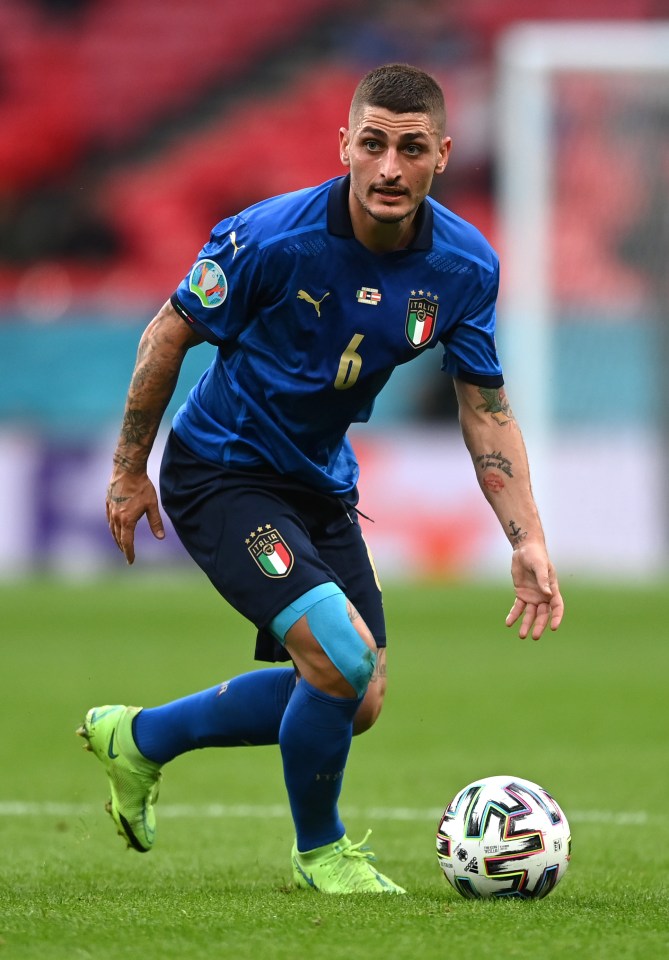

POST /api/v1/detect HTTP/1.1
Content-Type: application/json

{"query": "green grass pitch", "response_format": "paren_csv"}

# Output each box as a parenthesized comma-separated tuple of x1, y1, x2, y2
(1, 575, 667, 959)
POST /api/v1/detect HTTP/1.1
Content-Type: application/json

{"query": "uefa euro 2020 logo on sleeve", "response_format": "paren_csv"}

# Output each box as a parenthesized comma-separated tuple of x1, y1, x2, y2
(189, 259, 228, 308)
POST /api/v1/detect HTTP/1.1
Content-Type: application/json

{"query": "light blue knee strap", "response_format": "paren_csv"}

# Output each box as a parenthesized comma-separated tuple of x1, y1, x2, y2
(269, 584, 376, 698)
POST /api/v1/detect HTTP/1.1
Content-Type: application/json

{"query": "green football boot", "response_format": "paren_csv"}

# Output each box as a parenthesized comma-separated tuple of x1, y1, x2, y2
(292, 830, 406, 894)
(76, 704, 162, 853)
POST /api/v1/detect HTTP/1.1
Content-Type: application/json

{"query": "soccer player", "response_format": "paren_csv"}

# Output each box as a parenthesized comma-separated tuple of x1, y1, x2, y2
(78, 63, 563, 894)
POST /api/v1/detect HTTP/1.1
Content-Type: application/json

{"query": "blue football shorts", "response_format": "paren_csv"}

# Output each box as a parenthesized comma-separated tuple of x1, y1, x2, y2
(159, 430, 386, 663)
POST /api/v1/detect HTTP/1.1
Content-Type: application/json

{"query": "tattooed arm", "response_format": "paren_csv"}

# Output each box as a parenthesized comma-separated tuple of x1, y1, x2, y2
(106, 300, 203, 564)
(454, 379, 564, 640)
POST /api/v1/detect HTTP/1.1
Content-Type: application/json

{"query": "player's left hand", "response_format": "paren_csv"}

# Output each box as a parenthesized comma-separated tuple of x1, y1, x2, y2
(506, 542, 564, 640)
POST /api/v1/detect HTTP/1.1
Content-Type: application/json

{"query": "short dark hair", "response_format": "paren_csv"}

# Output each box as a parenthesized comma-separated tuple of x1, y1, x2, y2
(349, 63, 446, 136)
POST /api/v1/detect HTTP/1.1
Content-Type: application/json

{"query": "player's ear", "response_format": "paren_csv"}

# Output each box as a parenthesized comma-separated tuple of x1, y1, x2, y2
(434, 136, 452, 175)
(339, 127, 351, 166)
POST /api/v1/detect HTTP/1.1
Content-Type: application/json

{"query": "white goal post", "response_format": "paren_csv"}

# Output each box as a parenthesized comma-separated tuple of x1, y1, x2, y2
(495, 22, 669, 570)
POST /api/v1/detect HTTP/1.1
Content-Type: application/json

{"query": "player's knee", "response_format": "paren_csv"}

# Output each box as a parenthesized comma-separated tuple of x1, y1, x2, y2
(353, 649, 386, 734)
(269, 584, 376, 698)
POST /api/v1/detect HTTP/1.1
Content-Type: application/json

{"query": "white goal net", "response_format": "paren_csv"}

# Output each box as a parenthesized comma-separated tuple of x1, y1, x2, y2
(496, 22, 669, 575)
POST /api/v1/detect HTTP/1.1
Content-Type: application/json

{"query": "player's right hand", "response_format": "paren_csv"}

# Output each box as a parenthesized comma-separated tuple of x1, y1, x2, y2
(507, 543, 564, 640)
(106, 470, 165, 564)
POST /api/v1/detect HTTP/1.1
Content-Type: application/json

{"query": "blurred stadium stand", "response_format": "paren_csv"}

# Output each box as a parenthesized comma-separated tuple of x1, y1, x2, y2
(0, 0, 365, 300)
(0, 0, 662, 310)
(0, 0, 360, 187)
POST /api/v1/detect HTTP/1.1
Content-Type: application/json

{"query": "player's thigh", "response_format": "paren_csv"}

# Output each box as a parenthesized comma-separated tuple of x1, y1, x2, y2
(315, 508, 387, 654)
(160, 433, 338, 629)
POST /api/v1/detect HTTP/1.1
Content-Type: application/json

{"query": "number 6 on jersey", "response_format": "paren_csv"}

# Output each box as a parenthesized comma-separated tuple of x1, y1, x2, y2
(334, 333, 365, 390)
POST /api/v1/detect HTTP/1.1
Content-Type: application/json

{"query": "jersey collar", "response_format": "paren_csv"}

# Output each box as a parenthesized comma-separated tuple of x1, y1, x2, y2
(327, 174, 434, 251)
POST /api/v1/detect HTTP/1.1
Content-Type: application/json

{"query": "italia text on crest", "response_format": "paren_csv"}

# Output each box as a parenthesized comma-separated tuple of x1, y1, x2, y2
(406, 291, 438, 348)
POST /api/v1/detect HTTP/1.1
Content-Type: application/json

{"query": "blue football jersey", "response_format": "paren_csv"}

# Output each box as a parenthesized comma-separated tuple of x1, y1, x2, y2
(171, 175, 504, 496)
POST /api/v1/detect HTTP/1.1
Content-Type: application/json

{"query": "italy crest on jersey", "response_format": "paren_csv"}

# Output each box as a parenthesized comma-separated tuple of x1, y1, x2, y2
(248, 528, 294, 578)
(406, 294, 438, 348)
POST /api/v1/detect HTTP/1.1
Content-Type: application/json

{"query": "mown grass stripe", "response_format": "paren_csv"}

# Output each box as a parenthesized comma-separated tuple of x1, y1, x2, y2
(0, 801, 652, 825)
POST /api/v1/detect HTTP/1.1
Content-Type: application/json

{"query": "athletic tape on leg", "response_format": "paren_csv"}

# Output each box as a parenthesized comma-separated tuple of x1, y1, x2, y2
(269, 584, 376, 698)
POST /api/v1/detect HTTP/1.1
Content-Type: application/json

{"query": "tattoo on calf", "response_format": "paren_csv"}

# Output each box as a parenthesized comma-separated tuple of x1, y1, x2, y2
(368, 652, 386, 683)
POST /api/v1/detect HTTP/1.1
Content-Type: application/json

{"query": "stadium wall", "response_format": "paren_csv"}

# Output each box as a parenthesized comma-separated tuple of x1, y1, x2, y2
(0, 322, 663, 580)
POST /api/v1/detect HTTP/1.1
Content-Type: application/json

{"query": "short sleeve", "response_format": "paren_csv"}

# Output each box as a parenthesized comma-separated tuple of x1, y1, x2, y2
(171, 215, 261, 347)
(441, 263, 504, 386)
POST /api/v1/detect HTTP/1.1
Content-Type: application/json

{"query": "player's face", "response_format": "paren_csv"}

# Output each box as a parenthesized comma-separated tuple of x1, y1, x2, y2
(340, 106, 451, 240)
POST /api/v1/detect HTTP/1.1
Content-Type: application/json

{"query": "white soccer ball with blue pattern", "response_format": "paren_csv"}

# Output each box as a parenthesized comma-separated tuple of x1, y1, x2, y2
(436, 775, 571, 899)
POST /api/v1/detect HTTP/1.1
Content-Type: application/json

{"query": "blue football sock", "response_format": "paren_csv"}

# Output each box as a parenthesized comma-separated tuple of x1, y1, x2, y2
(279, 677, 361, 853)
(132, 667, 296, 764)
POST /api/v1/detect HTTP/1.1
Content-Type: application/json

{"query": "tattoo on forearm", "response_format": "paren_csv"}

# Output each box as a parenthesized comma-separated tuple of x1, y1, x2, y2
(118, 323, 185, 452)
(475, 451, 513, 477)
(483, 473, 505, 493)
(136, 338, 150, 363)
(347, 601, 361, 623)
(112, 452, 136, 471)
(476, 387, 514, 425)
(120, 408, 155, 447)
(508, 519, 528, 546)
(130, 349, 178, 395)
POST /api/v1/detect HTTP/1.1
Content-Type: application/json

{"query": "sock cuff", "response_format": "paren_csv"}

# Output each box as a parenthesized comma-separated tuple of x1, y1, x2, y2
(297, 677, 362, 711)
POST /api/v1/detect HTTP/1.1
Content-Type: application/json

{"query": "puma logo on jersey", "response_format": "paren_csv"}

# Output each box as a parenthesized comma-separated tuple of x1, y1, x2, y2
(229, 231, 245, 259)
(297, 289, 330, 317)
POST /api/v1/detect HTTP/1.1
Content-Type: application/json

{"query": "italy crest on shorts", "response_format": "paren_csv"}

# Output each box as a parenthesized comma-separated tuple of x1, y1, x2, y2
(248, 528, 294, 578)
(406, 294, 438, 348)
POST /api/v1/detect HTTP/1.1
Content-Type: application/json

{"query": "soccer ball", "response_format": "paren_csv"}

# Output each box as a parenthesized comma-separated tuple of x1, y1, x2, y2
(436, 775, 571, 900)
